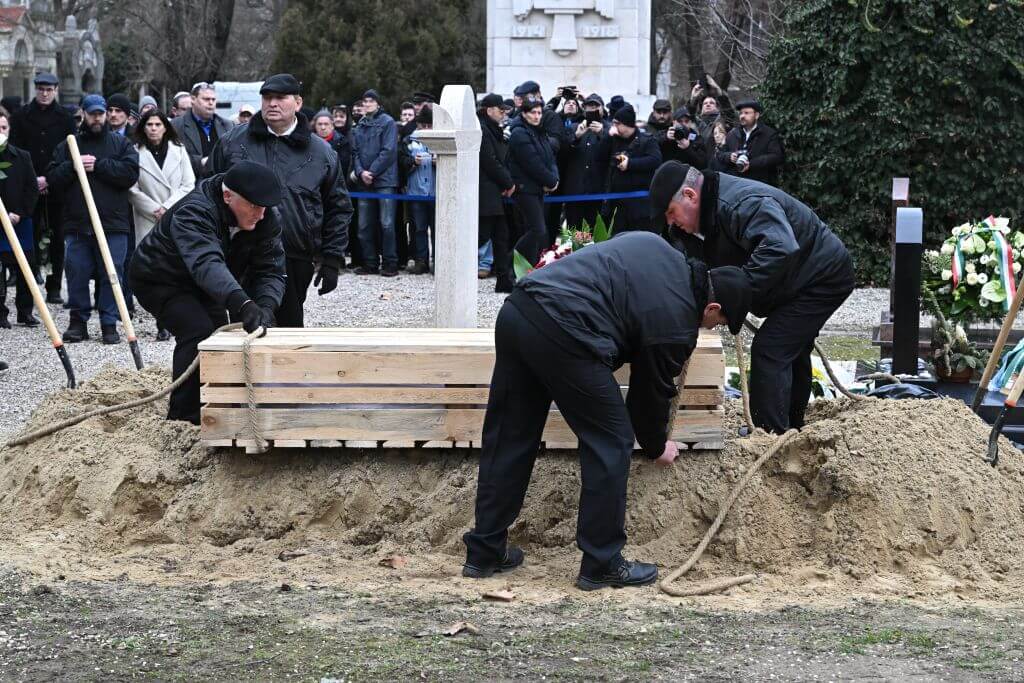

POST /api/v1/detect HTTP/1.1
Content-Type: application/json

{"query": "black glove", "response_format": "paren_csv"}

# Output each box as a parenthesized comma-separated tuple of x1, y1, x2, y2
(238, 300, 263, 334)
(314, 263, 339, 296)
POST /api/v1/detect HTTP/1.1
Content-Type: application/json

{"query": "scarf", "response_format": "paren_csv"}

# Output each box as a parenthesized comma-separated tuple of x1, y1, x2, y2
(146, 139, 169, 169)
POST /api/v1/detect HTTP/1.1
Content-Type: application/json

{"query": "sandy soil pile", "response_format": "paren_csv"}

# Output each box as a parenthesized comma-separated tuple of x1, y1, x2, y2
(1, 367, 1023, 604)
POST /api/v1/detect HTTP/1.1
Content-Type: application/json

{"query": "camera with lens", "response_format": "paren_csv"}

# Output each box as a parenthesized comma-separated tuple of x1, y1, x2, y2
(585, 110, 602, 124)
(672, 125, 689, 140)
(560, 85, 578, 99)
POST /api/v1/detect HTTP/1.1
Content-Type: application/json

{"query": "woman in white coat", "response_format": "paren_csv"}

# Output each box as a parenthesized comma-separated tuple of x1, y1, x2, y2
(129, 109, 196, 340)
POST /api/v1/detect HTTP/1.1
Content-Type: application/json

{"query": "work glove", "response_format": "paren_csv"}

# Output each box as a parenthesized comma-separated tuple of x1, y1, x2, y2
(314, 262, 339, 296)
(238, 300, 264, 335)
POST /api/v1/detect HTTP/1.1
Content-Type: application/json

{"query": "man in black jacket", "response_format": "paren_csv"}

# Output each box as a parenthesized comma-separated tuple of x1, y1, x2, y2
(10, 72, 76, 303)
(171, 82, 234, 178)
(644, 98, 673, 143)
(462, 232, 750, 590)
(46, 95, 140, 345)
(211, 74, 352, 327)
(661, 107, 707, 169)
(563, 94, 608, 231)
(716, 100, 785, 187)
(597, 104, 662, 233)
(0, 112, 40, 328)
(651, 161, 855, 434)
(130, 162, 286, 424)
(477, 94, 515, 292)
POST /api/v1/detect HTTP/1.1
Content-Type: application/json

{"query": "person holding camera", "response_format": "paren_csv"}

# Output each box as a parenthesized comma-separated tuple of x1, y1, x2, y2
(563, 93, 609, 231)
(507, 96, 559, 264)
(596, 103, 662, 233)
(716, 100, 785, 187)
(661, 106, 707, 169)
(688, 74, 736, 146)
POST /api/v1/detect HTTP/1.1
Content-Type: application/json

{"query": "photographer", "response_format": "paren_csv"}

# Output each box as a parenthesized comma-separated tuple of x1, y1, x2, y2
(507, 97, 558, 263)
(597, 103, 661, 233)
(716, 100, 784, 187)
(661, 107, 707, 169)
(688, 74, 736, 147)
(563, 93, 609, 230)
(546, 88, 584, 241)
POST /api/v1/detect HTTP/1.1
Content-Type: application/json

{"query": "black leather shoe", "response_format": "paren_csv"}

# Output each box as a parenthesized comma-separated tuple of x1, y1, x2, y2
(156, 328, 172, 342)
(63, 320, 89, 343)
(494, 275, 514, 294)
(354, 266, 379, 275)
(462, 546, 525, 579)
(17, 313, 39, 327)
(381, 268, 399, 278)
(46, 291, 64, 305)
(101, 325, 120, 345)
(576, 557, 658, 591)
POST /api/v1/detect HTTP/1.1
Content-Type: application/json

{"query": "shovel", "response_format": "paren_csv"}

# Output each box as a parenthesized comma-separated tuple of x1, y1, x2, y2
(0, 196, 76, 387)
(985, 367, 1024, 466)
(972, 275, 1024, 412)
(66, 134, 144, 370)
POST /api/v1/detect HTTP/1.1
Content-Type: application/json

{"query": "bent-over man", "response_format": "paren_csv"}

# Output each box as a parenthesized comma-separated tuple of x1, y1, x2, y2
(129, 161, 286, 424)
(463, 232, 751, 591)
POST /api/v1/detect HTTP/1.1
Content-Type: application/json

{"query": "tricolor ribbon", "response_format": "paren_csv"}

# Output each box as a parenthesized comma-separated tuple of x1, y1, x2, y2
(951, 218, 1017, 312)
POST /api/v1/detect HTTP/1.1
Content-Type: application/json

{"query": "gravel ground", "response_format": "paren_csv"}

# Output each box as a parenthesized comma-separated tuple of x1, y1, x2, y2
(0, 275, 889, 440)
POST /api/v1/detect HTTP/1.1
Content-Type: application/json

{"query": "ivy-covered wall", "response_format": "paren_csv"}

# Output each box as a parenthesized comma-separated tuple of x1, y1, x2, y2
(762, 0, 1024, 285)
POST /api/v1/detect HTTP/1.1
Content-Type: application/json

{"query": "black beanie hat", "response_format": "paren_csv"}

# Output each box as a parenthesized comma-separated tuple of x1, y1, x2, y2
(612, 103, 636, 127)
(362, 89, 381, 103)
(106, 93, 132, 113)
(709, 266, 751, 335)
(223, 160, 282, 208)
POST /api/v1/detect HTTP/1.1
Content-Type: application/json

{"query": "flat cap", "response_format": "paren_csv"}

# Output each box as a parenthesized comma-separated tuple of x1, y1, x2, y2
(735, 99, 762, 113)
(223, 160, 282, 208)
(513, 80, 540, 97)
(583, 92, 604, 106)
(649, 161, 691, 231)
(412, 91, 436, 103)
(653, 98, 672, 111)
(106, 93, 132, 112)
(709, 266, 752, 335)
(33, 72, 59, 86)
(260, 73, 301, 95)
(480, 93, 504, 109)
(362, 89, 381, 102)
(81, 94, 106, 114)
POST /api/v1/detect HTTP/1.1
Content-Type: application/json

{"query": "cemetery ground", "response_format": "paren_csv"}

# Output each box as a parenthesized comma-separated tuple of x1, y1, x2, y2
(3, 276, 1023, 680)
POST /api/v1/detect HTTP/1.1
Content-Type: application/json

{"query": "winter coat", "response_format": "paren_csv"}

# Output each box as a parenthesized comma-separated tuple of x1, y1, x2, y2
(350, 110, 399, 189)
(209, 112, 352, 266)
(9, 99, 76, 177)
(674, 172, 852, 317)
(598, 130, 661, 230)
(563, 120, 609, 196)
(322, 130, 352, 180)
(716, 123, 785, 187)
(129, 141, 197, 242)
(46, 124, 140, 235)
(477, 112, 513, 217)
(507, 118, 559, 196)
(129, 174, 286, 311)
(399, 131, 434, 197)
(0, 143, 39, 218)
(660, 126, 708, 169)
(171, 112, 234, 178)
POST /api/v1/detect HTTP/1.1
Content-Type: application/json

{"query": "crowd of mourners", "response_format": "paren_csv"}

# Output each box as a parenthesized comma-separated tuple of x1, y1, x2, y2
(0, 72, 784, 348)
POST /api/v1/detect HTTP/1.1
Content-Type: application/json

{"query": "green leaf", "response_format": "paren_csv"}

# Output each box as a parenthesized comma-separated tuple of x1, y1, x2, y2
(513, 250, 534, 280)
(592, 213, 610, 243)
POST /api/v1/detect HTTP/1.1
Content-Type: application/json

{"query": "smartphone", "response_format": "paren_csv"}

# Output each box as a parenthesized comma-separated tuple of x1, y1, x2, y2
(585, 110, 602, 123)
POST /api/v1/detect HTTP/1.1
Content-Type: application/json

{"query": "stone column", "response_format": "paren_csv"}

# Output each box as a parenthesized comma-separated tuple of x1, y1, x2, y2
(416, 85, 482, 328)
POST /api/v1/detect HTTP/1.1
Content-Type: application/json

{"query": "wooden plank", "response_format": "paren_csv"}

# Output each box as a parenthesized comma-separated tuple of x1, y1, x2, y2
(310, 439, 343, 448)
(204, 439, 234, 447)
(344, 441, 380, 449)
(200, 385, 723, 406)
(382, 441, 417, 448)
(200, 407, 723, 446)
(273, 440, 308, 448)
(422, 441, 454, 448)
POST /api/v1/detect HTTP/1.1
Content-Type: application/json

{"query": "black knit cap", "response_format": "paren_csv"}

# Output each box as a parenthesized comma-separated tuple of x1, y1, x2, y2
(223, 161, 282, 208)
(480, 93, 504, 109)
(260, 74, 301, 95)
(362, 89, 381, 103)
(612, 103, 636, 127)
(709, 266, 751, 335)
(649, 161, 691, 230)
(106, 93, 132, 112)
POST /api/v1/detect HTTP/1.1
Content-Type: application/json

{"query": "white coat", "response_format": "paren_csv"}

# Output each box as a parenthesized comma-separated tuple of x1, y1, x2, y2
(128, 141, 196, 242)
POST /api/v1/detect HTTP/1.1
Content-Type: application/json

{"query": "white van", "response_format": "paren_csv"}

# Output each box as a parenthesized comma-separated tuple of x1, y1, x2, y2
(212, 81, 263, 121)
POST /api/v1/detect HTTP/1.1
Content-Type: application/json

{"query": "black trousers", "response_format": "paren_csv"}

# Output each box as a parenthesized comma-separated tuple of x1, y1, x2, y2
(544, 200, 563, 244)
(0, 258, 32, 320)
(463, 301, 634, 575)
(514, 194, 548, 262)
(276, 257, 316, 328)
(479, 214, 510, 278)
(134, 284, 227, 424)
(749, 263, 855, 433)
(34, 196, 64, 294)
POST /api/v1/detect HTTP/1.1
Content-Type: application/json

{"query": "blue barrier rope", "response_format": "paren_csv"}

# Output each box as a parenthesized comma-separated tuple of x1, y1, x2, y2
(348, 190, 650, 204)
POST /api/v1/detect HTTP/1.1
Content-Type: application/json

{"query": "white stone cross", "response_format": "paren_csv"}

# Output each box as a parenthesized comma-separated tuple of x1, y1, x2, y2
(415, 85, 482, 328)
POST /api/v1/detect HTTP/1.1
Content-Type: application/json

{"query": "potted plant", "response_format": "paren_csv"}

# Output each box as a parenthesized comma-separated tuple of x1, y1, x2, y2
(922, 289, 989, 382)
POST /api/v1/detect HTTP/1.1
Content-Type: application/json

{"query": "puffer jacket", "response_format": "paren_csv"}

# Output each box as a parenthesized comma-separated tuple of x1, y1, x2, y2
(209, 112, 352, 266)
(507, 117, 559, 196)
(46, 124, 140, 235)
(350, 109, 399, 189)
(129, 174, 286, 310)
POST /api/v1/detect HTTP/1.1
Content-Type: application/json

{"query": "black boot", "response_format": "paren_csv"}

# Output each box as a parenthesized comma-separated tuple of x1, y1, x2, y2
(409, 260, 430, 275)
(0, 359, 7, 372)
(462, 546, 525, 579)
(17, 312, 39, 327)
(575, 556, 659, 591)
(156, 328, 172, 342)
(46, 290, 64, 305)
(101, 324, 120, 345)
(63, 318, 89, 343)
(494, 273, 514, 293)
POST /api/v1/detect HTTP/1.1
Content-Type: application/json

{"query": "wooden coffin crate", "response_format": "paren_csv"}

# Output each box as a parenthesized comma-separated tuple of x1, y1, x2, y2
(198, 328, 725, 450)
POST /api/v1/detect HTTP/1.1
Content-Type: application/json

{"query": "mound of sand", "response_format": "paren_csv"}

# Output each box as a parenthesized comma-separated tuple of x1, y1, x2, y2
(2, 367, 1023, 603)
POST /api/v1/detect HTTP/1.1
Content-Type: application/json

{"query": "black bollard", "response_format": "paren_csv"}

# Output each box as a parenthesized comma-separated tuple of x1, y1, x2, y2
(892, 207, 923, 376)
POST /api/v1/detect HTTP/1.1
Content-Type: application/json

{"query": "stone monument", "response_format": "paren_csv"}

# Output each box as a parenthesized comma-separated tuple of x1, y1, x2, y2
(486, 0, 653, 113)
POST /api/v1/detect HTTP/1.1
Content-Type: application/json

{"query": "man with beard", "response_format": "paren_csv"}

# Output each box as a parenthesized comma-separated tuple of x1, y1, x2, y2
(210, 73, 351, 327)
(46, 95, 140, 345)
(650, 160, 855, 434)
(10, 72, 76, 303)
